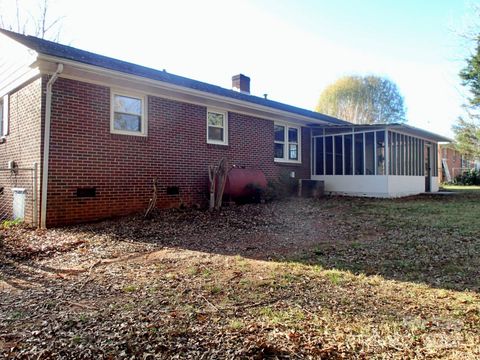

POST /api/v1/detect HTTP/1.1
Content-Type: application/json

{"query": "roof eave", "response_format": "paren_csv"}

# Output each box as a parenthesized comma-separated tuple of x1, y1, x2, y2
(388, 124, 452, 142)
(308, 123, 452, 142)
(36, 53, 343, 126)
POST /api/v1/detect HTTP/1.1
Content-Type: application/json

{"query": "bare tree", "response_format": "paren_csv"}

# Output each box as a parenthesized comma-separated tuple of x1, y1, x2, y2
(0, 0, 64, 41)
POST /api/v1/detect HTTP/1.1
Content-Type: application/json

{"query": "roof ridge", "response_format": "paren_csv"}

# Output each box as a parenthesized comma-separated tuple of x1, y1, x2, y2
(0, 28, 348, 125)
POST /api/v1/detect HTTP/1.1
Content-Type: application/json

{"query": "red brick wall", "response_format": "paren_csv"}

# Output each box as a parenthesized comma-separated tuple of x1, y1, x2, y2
(439, 146, 474, 183)
(46, 77, 311, 226)
(0, 78, 42, 224)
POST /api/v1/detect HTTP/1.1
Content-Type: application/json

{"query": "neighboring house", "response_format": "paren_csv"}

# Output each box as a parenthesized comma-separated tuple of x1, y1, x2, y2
(438, 144, 476, 183)
(0, 30, 450, 227)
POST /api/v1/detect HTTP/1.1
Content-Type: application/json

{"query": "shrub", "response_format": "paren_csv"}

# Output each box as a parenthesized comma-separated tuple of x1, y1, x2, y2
(262, 170, 298, 202)
(454, 169, 480, 185)
(0, 218, 23, 229)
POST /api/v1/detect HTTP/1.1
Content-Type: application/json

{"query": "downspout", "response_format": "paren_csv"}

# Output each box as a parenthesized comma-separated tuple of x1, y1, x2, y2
(40, 63, 63, 229)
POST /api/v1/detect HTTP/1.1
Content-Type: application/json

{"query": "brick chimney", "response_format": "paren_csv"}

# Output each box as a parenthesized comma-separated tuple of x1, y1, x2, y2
(232, 74, 250, 94)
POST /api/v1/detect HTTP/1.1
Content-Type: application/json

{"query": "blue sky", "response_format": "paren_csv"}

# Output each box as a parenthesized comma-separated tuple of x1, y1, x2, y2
(2, 0, 476, 137)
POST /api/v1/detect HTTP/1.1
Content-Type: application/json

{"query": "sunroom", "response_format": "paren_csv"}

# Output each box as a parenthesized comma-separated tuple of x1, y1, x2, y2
(310, 124, 451, 197)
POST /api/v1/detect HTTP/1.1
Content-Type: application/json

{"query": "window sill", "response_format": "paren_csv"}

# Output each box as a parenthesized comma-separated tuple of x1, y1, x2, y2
(274, 159, 302, 165)
(207, 141, 229, 147)
(110, 129, 147, 137)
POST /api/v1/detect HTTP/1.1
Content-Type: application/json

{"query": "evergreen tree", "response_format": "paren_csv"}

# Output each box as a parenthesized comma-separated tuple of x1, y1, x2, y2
(454, 36, 480, 159)
(459, 36, 480, 108)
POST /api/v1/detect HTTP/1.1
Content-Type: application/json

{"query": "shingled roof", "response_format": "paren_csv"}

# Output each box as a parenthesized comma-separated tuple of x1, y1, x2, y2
(0, 29, 348, 125)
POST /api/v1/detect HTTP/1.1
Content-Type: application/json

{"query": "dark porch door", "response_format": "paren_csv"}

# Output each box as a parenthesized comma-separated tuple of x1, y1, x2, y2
(425, 145, 431, 192)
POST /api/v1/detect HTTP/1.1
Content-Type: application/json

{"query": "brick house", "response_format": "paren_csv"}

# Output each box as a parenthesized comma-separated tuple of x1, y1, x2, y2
(0, 29, 449, 227)
(438, 144, 477, 183)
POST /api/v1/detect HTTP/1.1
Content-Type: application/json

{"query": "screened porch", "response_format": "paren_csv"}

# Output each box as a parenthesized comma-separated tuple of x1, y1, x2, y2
(310, 125, 448, 197)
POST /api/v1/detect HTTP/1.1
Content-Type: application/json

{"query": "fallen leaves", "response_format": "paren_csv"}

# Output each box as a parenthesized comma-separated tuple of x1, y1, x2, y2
(1, 195, 480, 358)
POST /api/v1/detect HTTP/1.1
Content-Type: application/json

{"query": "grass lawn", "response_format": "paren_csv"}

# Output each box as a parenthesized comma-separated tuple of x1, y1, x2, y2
(1, 188, 480, 358)
(442, 184, 480, 191)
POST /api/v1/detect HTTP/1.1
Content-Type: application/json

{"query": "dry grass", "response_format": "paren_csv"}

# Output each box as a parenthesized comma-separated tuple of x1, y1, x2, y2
(1, 189, 480, 358)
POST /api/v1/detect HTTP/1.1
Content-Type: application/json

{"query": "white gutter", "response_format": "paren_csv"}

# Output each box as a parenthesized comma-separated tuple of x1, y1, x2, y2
(40, 63, 63, 229)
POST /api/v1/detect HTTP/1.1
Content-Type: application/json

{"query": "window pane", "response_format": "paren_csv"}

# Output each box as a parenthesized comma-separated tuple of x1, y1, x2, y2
(274, 125, 285, 142)
(419, 139, 422, 176)
(114, 95, 142, 114)
(208, 112, 224, 127)
(420, 140, 423, 175)
(409, 136, 413, 176)
(275, 142, 284, 158)
(355, 133, 364, 175)
(376, 131, 385, 175)
(289, 144, 298, 160)
(315, 137, 324, 175)
(406, 136, 410, 176)
(400, 134, 405, 176)
(417, 140, 421, 176)
(420, 140, 425, 176)
(365, 132, 375, 175)
(288, 127, 298, 143)
(344, 134, 353, 175)
(114, 113, 141, 131)
(208, 127, 224, 141)
(410, 137, 416, 176)
(396, 133, 401, 175)
(334, 135, 343, 175)
(325, 136, 333, 175)
(388, 131, 393, 175)
(392, 132, 397, 175)
(413, 138, 417, 176)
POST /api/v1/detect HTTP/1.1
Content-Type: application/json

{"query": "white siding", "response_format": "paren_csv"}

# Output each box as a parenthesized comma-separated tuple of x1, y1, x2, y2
(311, 175, 390, 197)
(312, 174, 438, 197)
(431, 177, 439, 192)
(0, 33, 39, 97)
(387, 176, 425, 197)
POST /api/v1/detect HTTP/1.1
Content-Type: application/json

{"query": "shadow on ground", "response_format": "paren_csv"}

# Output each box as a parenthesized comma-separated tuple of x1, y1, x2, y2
(2, 190, 480, 293)
(11, 189, 475, 293)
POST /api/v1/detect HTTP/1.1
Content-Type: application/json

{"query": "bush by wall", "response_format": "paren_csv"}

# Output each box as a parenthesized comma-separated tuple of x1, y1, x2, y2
(262, 170, 298, 201)
(454, 169, 480, 185)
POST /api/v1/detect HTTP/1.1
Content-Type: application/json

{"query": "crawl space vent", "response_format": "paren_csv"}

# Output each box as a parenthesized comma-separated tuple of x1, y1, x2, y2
(166, 186, 180, 195)
(76, 187, 96, 198)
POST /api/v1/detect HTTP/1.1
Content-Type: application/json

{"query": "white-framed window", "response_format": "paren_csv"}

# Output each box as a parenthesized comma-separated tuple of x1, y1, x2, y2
(274, 122, 301, 163)
(0, 95, 8, 137)
(207, 108, 228, 145)
(111, 90, 147, 136)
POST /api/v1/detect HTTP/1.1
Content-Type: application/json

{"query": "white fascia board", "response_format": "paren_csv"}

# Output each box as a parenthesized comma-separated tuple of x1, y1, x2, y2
(36, 55, 333, 127)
